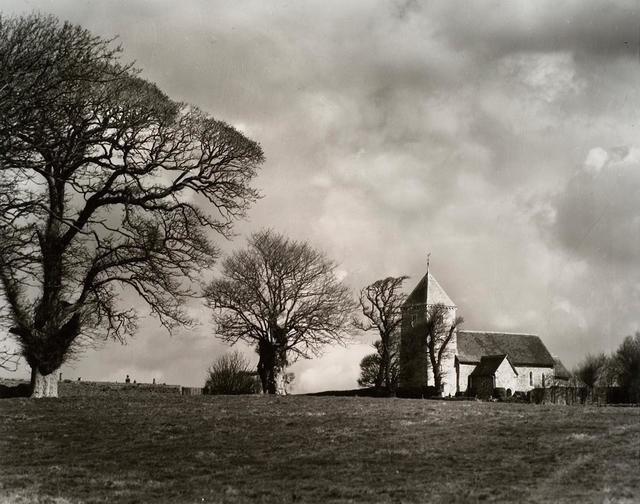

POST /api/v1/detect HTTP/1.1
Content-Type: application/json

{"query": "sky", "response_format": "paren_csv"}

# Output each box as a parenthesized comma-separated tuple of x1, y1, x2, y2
(2, 0, 640, 392)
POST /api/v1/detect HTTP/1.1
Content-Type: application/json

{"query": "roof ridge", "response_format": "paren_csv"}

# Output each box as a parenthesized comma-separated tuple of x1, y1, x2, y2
(458, 330, 539, 337)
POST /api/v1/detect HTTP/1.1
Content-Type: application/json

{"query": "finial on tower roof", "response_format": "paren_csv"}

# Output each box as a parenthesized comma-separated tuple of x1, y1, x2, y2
(426, 252, 430, 306)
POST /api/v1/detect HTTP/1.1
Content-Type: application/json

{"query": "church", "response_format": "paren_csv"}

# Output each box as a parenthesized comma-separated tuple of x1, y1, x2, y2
(399, 272, 563, 398)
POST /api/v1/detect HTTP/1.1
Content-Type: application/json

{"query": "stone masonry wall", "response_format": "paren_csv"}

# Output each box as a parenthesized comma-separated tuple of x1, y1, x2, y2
(493, 358, 519, 392)
(512, 366, 554, 392)
(458, 363, 554, 394)
(399, 304, 458, 396)
(399, 306, 428, 389)
(456, 363, 475, 394)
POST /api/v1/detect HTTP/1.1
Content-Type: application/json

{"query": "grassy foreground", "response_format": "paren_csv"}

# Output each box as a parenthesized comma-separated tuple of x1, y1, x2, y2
(0, 396, 638, 503)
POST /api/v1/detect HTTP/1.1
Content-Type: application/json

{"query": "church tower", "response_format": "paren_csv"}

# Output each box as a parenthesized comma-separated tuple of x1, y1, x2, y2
(399, 271, 458, 396)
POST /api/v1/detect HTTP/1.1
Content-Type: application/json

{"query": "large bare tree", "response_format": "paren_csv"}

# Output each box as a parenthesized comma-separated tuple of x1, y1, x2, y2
(421, 303, 463, 394)
(354, 276, 407, 391)
(0, 14, 263, 397)
(206, 230, 354, 394)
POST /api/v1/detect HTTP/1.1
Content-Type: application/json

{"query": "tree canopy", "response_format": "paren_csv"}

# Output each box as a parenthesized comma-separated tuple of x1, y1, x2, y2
(0, 14, 263, 396)
(614, 332, 640, 402)
(206, 230, 354, 393)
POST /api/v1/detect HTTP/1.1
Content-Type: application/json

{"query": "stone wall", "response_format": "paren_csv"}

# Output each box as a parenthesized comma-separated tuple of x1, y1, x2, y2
(467, 359, 518, 399)
(399, 306, 428, 389)
(460, 364, 555, 396)
(512, 366, 554, 392)
(456, 362, 475, 394)
(399, 304, 458, 396)
(493, 358, 519, 392)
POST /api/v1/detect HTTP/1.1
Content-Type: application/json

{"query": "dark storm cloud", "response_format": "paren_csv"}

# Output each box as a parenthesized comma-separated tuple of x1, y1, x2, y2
(430, 1, 640, 60)
(549, 147, 640, 265)
(2, 0, 639, 389)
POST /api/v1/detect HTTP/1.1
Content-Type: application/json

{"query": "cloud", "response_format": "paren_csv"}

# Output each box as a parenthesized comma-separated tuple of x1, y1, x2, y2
(1, 0, 640, 386)
(528, 145, 640, 358)
(548, 146, 640, 265)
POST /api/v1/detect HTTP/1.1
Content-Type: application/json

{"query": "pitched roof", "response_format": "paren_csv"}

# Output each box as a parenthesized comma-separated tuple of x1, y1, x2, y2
(404, 272, 455, 307)
(469, 354, 518, 377)
(457, 331, 555, 367)
(553, 357, 571, 380)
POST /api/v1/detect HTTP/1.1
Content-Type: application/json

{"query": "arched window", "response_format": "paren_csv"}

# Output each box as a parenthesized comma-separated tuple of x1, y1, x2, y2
(529, 372, 533, 386)
(542, 373, 545, 388)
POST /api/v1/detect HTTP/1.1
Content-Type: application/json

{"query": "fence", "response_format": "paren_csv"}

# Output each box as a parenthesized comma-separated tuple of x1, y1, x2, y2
(530, 386, 632, 405)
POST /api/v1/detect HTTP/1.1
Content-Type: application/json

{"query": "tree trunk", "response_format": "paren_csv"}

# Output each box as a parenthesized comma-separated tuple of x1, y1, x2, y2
(432, 366, 442, 397)
(257, 365, 268, 394)
(31, 368, 59, 398)
(381, 345, 391, 390)
(257, 341, 278, 394)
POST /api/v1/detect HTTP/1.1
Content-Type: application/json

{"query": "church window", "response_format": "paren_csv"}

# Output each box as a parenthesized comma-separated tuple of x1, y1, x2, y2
(542, 374, 545, 388)
(529, 372, 533, 386)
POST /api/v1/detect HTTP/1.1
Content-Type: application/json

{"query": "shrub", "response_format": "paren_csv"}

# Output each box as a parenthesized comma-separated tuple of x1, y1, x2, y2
(204, 351, 261, 395)
(357, 353, 381, 388)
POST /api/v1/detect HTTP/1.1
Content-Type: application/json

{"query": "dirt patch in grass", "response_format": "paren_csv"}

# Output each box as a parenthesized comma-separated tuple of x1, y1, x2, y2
(0, 396, 638, 503)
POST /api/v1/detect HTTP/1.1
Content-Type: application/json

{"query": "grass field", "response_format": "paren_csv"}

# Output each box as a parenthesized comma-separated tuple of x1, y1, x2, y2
(0, 396, 638, 503)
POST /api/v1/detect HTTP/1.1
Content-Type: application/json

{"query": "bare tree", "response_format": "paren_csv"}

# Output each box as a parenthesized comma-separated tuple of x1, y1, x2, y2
(420, 303, 463, 394)
(353, 276, 407, 390)
(0, 14, 263, 397)
(205, 230, 354, 394)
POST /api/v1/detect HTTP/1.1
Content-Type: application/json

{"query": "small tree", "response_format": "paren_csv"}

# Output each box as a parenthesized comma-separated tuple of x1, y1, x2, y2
(421, 303, 463, 394)
(354, 276, 407, 391)
(573, 353, 608, 388)
(358, 339, 400, 389)
(204, 351, 261, 395)
(206, 230, 354, 394)
(0, 14, 263, 397)
(613, 332, 640, 402)
(358, 353, 381, 388)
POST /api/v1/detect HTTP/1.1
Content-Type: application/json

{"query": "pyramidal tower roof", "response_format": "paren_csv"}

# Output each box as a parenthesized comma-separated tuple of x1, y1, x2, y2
(404, 272, 456, 307)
